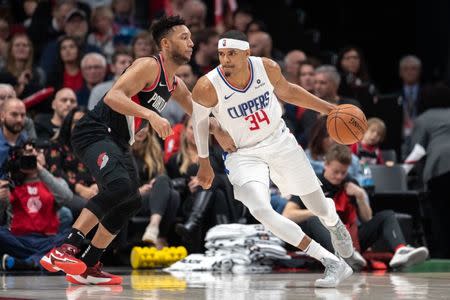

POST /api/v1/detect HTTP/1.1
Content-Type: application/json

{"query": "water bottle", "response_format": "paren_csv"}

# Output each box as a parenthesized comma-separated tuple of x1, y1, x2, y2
(361, 163, 374, 189)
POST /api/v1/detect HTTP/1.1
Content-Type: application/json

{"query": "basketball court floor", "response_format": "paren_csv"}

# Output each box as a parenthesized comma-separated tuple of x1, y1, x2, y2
(1, 269, 449, 299)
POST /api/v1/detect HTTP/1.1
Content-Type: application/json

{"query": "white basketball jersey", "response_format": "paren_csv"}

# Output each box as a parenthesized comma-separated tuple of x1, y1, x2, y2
(206, 56, 283, 148)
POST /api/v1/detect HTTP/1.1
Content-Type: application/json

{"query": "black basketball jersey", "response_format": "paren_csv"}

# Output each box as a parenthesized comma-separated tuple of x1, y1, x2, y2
(88, 54, 177, 145)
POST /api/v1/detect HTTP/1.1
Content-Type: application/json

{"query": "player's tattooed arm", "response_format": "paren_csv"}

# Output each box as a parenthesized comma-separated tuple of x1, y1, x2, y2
(262, 58, 336, 115)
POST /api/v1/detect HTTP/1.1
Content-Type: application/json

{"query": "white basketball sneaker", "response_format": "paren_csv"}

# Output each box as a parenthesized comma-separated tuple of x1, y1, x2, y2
(344, 249, 367, 271)
(389, 245, 429, 269)
(323, 219, 354, 258)
(315, 257, 353, 288)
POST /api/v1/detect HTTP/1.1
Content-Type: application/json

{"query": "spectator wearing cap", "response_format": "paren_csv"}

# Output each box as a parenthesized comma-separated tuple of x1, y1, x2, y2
(26, 0, 77, 57)
(39, 8, 102, 75)
(76, 53, 107, 107)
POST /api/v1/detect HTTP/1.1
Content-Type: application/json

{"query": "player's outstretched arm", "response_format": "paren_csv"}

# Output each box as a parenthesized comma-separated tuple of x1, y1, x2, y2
(191, 76, 219, 189)
(104, 57, 172, 139)
(263, 58, 336, 115)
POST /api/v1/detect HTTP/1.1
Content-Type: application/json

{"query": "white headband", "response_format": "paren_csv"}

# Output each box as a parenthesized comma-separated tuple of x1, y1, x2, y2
(218, 38, 249, 50)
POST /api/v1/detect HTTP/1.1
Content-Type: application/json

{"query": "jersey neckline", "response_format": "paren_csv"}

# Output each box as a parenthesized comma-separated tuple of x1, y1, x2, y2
(217, 58, 254, 93)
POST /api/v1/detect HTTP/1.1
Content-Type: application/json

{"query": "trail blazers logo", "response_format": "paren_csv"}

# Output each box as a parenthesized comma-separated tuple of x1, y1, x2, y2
(97, 152, 109, 170)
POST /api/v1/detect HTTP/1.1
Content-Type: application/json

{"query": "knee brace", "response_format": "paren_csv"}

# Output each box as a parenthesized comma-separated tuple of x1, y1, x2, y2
(100, 192, 142, 234)
(85, 178, 137, 220)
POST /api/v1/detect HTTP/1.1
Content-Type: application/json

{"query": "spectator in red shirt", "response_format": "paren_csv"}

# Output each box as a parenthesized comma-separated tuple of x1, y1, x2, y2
(0, 142, 73, 271)
(351, 117, 386, 165)
(46, 36, 83, 94)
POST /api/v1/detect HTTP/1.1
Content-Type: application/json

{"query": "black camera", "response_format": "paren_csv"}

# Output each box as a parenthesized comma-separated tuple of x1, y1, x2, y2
(19, 155, 37, 170)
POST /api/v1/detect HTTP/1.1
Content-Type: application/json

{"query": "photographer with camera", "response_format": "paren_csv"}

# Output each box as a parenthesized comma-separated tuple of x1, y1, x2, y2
(0, 142, 73, 271)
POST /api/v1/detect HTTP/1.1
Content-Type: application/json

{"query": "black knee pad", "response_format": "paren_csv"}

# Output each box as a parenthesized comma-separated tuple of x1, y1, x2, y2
(100, 193, 142, 234)
(85, 177, 137, 220)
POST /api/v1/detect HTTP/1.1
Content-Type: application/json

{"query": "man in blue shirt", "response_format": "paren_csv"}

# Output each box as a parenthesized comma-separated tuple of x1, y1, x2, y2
(0, 98, 28, 178)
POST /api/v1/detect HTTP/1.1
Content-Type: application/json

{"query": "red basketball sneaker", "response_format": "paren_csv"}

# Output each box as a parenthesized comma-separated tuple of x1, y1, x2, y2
(40, 244, 86, 275)
(65, 262, 122, 285)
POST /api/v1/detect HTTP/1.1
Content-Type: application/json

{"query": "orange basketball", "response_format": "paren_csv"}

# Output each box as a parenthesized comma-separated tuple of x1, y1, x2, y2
(327, 104, 368, 145)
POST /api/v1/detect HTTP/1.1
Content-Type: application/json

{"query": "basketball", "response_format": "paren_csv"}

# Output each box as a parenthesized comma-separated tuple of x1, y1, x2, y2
(327, 104, 368, 145)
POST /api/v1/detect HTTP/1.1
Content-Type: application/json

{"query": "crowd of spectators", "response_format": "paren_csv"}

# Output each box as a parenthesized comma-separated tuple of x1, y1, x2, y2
(0, 0, 448, 272)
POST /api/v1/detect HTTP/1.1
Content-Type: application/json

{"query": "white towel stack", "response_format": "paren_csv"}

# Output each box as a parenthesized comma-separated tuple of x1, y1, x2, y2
(165, 224, 290, 274)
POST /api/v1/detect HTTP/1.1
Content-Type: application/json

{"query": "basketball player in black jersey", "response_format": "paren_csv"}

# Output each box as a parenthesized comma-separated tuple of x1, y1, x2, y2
(40, 16, 235, 285)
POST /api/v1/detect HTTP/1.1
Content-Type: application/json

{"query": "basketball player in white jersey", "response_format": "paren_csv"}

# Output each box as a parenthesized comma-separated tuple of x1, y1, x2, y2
(191, 31, 357, 287)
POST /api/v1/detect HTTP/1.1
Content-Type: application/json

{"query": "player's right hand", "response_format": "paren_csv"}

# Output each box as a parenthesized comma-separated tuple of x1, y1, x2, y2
(197, 158, 214, 189)
(148, 112, 173, 139)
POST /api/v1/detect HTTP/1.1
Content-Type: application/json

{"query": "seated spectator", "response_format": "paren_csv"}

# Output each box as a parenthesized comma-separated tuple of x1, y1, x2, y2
(132, 125, 180, 249)
(46, 36, 83, 94)
(34, 88, 78, 141)
(161, 64, 197, 125)
(112, 0, 137, 28)
(245, 19, 267, 35)
(0, 17, 10, 69)
(0, 142, 73, 270)
(76, 52, 108, 107)
(283, 144, 429, 270)
(306, 116, 363, 183)
(88, 50, 132, 110)
(351, 117, 386, 165)
(0, 98, 28, 179)
(39, 8, 101, 75)
(87, 6, 117, 63)
(284, 59, 319, 146)
(180, 0, 207, 35)
(233, 7, 254, 33)
(337, 46, 377, 116)
(314, 65, 361, 108)
(248, 31, 284, 63)
(131, 31, 156, 59)
(26, 0, 77, 57)
(45, 107, 95, 217)
(283, 50, 306, 84)
(190, 29, 219, 76)
(0, 33, 44, 98)
(0, 83, 36, 140)
(166, 117, 234, 252)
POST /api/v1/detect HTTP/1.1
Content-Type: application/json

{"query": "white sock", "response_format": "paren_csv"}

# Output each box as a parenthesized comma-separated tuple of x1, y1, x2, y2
(305, 240, 339, 263)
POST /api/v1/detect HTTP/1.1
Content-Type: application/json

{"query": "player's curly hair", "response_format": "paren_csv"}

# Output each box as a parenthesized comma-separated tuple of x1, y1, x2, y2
(150, 15, 186, 48)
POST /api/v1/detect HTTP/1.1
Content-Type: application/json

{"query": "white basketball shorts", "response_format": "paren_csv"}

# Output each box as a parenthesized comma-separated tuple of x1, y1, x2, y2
(223, 122, 321, 196)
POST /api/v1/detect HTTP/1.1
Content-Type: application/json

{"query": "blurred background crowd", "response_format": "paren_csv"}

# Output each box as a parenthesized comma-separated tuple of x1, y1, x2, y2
(0, 0, 448, 271)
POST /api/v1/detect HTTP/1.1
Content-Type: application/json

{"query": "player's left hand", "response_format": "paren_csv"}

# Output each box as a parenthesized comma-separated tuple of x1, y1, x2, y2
(344, 182, 365, 198)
